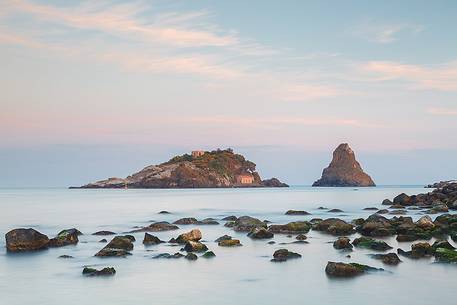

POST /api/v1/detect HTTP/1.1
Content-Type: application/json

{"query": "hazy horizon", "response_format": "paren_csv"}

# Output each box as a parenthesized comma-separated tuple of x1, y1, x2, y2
(1, 1, 456, 187)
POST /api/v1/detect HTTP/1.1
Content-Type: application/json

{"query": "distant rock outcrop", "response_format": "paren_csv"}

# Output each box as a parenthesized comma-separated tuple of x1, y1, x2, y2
(73, 148, 288, 189)
(312, 143, 375, 187)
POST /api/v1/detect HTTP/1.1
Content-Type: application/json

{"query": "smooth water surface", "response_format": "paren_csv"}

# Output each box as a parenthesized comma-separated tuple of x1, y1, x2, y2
(0, 186, 455, 305)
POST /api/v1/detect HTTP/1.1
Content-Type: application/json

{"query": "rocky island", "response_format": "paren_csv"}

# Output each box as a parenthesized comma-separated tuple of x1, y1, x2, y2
(73, 148, 288, 189)
(313, 143, 375, 187)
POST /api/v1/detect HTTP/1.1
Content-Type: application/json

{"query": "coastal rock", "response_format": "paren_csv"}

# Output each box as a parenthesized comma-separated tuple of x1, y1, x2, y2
(58, 255, 74, 259)
(371, 253, 401, 265)
(218, 239, 241, 247)
(268, 221, 311, 234)
(352, 237, 392, 251)
(313, 218, 355, 236)
(82, 267, 116, 276)
(153, 252, 184, 259)
(48, 228, 80, 247)
(271, 249, 301, 262)
(357, 214, 394, 237)
(416, 216, 435, 230)
(296, 234, 307, 241)
(176, 229, 202, 244)
(328, 209, 344, 213)
(262, 178, 289, 187)
(202, 251, 216, 258)
(5, 228, 49, 252)
(325, 262, 382, 277)
(198, 218, 219, 225)
(434, 248, 457, 263)
(398, 242, 434, 259)
(129, 221, 179, 233)
(183, 241, 208, 252)
(248, 227, 274, 239)
(285, 210, 310, 215)
(333, 237, 353, 250)
(214, 235, 232, 242)
(232, 216, 267, 232)
(75, 149, 288, 189)
(312, 143, 375, 187)
(173, 218, 198, 225)
(221, 216, 237, 221)
(92, 231, 116, 236)
(95, 236, 133, 257)
(143, 233, 164, 245)
(185, 253, 198, 260)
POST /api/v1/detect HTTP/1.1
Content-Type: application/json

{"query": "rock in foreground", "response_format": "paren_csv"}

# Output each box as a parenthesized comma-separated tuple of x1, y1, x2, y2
(5, 228, 49, 252)
(271, 249, 302, 262)
(325, 262, 383, 277)
(312, 143, 375, 187)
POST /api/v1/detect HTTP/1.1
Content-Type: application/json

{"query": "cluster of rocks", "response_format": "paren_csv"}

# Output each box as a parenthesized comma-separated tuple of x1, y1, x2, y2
(5, 228, 81, 252)
(382, 182, 457, 213)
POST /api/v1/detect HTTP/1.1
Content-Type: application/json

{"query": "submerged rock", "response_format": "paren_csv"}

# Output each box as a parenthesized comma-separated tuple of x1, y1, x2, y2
(173, 218, 198, 225)
(48, 228, 80, 247)
(371, 253, 401, 265)
(271, 249, 301, 262)
(268, 221, 311, 234)
(143, 233, 165, 245)
(218, 239, 242, 247)
(398, 242, 434, 259)
(221, 216, 237, 221)
(248, 227, 274, 239)
(333, 237, 353, 250)
(82, 267, 116, 276)
(434, 248, 457, 263)
(198, 218, 219, 225)
(313, 218, 355, 236)
(231, 216, 267, 232)
(214, 235, 232, 242)
(5, 228, 49, 252)
(285, 210, 310, 215)
(153, 252, 184, 259)
(95, 236, 134, 257)
(92, 231, 116, 236)
(312, 143, 375, 187)
(325, 262, 382, 277)
(185, 253, 198, 260)
(130, 221, 179, 233)
(201, 251, 216, 258)
(183, 241, 208, 252)
(328, 209, 344, 213)
(352, 237, 392, 251)
(58, 255, 74, 259)
(296, 234, 308, 241)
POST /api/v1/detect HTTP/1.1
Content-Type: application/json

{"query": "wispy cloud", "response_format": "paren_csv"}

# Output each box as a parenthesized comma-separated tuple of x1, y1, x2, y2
(351, 22, 423, 44)
(361, 61, 457, 91)
(427, 108, 457, 116)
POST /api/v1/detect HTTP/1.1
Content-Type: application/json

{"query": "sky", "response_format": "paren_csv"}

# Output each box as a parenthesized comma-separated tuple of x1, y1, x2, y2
(1, 0, 456, 187)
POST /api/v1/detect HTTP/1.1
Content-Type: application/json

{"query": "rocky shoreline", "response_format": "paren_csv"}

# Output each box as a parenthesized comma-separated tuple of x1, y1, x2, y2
(5, 182, 457, 278)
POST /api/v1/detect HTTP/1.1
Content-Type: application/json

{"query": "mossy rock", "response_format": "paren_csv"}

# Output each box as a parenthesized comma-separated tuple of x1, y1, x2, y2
(434, 248, 457, 263)
(352, 237, 392, 251)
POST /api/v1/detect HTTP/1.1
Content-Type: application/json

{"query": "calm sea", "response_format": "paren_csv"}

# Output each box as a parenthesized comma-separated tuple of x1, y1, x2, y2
(0, 186, 455, 305)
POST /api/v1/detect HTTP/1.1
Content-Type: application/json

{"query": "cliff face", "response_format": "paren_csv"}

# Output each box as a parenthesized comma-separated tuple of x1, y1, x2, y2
(312, 143, 375, 187)
(75, 149, 288, 189)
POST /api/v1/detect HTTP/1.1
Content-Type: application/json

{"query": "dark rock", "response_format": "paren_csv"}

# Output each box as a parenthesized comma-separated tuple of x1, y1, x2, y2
(296, 234, 307, 241)
(214, 235, 232, 242)
(432, 240, 455, 251)
(153, 252, 184, 259)
(271, 249, 301, 262)
(398, 242, 433, 259)
(325, 262, 382, 277)
(268, 221, 311, 234)
(83, 267, 116, 276)
(129, 221, 179, 233)
(371, 253, 401, 265)
(363, 207, 378, 211)
(185, 253, 198, 260)
(313, 218, 355, 236)
(158, 211, 171, 214)
(99, 239, 107, 243)
(48, 228, 80, 247)
(285, 210, 310, 215)
(143, 233, 164, 245)
(183, 241, 208, 252)
(358, 214, 394, 237)
(328, 209, 344, 213)
(5, 228, 49, 252)
(95, 236, 133, 257)
(312, 143, 375, 187)
(333, 237, 353, 250)
(248, 227, 274, 239)
(202, 251, 216, 258)
(218, 239, 241, 247)
(376, 209, 389, 214)
(382, 199, 393, 205)
(232, 216, 267, 232)
(173, 217, 198, 225)
(198, 218, 219, 225)
(221, 216, 237, 221)
(92, 231, 116, 236)
(352, 237, 392, 251)
(434, 248, 457, 263)
(58, 255, 74, 259)
(393, 193, 411, 206)
(262, 178, 289, 187)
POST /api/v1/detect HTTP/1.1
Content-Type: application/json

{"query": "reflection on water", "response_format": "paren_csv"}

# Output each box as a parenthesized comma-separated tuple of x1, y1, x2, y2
(0, 187, 456, 305)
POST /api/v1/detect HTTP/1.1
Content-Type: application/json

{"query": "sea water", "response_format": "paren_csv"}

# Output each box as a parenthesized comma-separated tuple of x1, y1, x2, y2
(0, 186, 455, 305)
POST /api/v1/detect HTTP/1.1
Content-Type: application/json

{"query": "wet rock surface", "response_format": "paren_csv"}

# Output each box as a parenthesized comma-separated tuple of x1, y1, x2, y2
(271, 249, 301, 262)
(83, 267, 116, 276)
(5, 228, 50, 252)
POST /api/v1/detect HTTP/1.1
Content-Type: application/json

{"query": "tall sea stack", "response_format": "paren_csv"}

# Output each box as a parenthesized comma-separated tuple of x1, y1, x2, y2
(312, 143, 375, 187)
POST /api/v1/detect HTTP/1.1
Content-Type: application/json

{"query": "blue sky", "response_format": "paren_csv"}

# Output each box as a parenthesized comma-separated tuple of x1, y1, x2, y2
(1, 0, 456, 186)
